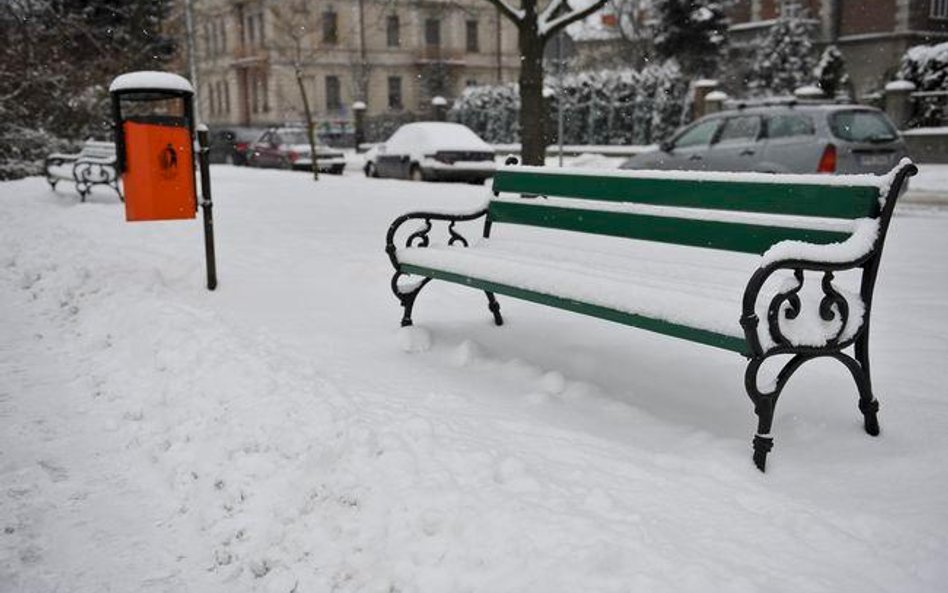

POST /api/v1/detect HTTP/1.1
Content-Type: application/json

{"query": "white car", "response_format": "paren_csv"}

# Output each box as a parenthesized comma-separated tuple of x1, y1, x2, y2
(364, 122, 496, 183)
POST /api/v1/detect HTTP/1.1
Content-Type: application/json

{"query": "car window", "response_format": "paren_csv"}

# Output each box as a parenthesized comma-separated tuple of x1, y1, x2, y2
(766, 114, 814, 139)
(281, 129, 309, 144)
(715, 116, 761, 145)
(829, 111, 898, 143)
(271, 133, 283, 145)
(673, 119, 720, 149)
(257, 131, 271, 144)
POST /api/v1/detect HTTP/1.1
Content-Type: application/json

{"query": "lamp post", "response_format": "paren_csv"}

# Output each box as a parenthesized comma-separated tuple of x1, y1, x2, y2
(431, 96, 448, 121)
(352, 101, 367, 152)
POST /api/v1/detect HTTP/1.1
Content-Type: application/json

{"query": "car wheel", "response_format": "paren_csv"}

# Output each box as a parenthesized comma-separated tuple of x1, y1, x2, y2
(409, 165, 424, 182)
(365, 162, 377, 178)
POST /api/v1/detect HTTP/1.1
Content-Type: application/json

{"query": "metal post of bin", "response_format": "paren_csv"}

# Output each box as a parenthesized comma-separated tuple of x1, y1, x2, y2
(196, 125, 218, 291)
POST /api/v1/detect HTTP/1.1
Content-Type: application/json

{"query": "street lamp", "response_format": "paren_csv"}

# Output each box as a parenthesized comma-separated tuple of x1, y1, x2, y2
(431, 95, 448, 121)
(352, 101, 367, 152)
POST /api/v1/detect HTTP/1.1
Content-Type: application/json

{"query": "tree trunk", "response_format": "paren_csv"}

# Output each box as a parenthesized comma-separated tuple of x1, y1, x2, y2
(294, 66, 319, 181)
(518, 22, 546, 166)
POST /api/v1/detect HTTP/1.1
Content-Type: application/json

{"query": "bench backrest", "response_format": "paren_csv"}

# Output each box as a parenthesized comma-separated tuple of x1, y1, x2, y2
(79, 140, 117, 160)
(490, 167, 891, 255)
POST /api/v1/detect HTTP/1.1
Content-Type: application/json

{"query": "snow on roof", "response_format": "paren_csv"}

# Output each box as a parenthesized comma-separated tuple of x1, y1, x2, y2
(566, 0, 622, 42)
(109, 71, 194, 94)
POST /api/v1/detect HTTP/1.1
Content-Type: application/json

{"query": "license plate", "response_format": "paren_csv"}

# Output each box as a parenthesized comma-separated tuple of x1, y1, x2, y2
(860, 154, 890, 166)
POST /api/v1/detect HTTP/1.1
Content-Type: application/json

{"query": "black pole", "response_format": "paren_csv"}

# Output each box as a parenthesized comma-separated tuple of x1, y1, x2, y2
(196, 126, 218, 291)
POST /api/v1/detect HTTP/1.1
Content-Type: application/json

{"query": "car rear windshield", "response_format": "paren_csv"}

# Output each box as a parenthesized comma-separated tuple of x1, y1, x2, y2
(829, 111, 898, 143)
(280, 130, 310, 145)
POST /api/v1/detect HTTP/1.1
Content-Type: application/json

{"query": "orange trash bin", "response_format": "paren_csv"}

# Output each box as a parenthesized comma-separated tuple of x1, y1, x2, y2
(122, 119, 196, 221)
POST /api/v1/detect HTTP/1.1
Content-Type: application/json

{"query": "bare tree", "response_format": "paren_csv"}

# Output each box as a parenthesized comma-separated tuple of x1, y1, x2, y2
(270, 1, 320, 180)
(482, 0, 609, 165)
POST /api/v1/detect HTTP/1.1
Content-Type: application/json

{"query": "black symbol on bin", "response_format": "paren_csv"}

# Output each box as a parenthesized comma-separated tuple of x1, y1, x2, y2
(159, 143, 178, 179)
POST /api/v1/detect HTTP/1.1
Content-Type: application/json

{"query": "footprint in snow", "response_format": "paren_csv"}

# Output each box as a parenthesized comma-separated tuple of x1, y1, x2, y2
(38, 460, 68, 482)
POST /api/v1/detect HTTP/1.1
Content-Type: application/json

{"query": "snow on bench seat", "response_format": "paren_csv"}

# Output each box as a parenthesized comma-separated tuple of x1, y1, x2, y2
(397, 234, 865, 355)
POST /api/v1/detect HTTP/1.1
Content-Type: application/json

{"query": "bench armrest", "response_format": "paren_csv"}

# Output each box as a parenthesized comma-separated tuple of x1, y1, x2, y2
(74, 154, 116, 165)
(740, 224, 880, 357)
(45, 153, 80, 167)
(385, 208, 488, 270)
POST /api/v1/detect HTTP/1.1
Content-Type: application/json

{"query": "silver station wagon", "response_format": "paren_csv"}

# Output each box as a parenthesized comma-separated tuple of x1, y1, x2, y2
(621, 103, 908, 175)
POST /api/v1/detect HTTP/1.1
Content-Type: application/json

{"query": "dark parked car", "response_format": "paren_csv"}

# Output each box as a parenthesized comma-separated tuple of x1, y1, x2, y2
(363, 122, 496, 182)
(248, 127, 346, 174)
(621, 103, 908, 175)
(207, 126, 265, 165)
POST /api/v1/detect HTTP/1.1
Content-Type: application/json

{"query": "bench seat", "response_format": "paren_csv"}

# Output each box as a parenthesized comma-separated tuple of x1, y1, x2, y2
(397, 232, 865, 356)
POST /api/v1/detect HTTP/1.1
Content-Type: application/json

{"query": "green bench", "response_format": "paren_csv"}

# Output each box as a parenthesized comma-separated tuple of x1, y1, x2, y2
(385, 159, 917, 471)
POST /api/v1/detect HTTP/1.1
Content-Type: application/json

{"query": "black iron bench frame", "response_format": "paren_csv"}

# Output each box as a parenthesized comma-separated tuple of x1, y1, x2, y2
(44, 140, 123, 201)
(385, 159, 917, 471)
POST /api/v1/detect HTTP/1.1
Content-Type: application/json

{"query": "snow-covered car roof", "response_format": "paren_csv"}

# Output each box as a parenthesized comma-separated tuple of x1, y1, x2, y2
(385, 122, 492, 152)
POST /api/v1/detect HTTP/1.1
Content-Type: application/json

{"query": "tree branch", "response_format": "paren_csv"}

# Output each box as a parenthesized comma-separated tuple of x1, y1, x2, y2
(540, 0, 609, 41)
(481, 0, 525, 24)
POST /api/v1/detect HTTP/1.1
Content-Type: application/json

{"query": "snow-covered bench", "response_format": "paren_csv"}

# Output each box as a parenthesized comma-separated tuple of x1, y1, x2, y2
(385, 158, 917, 471)
(44, 140, 122, 201)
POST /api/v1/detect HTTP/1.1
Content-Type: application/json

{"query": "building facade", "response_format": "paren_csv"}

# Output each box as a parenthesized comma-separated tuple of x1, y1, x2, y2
(566, 0, 948, 96)
(192, 0, 521, 132)
(727, 0, 948, 95)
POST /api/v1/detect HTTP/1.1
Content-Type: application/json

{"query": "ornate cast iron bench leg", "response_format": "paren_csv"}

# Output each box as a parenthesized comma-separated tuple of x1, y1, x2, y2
(485, 291, 503, 326)
(853, 335, 880, 436)
(392, 275, 431, 327)
(745, 354, 810, 472)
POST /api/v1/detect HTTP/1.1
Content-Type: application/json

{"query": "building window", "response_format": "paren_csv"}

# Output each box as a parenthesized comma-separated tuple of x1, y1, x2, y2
(246, 12, 264, 47)
(323, 10, 338, 44)
(223, 80, 230, 114)
(251, 72, 258, 113)
(219, 19, 227, 53)
(933, 0, 948, 19)
(326, 75, 342, 110)
(251, 71, 268, 113)
(779, 0, 802, 17)
(217, 81, 227, 115)
(388, 76, 403, 110)
(466, 79, 478, 87)
(424, 18, 440, 47)
(208, 83, 216, 116)
(386, 15, 400, 47)
(246, 14, 255, 47)
(466, 20, 479, 53)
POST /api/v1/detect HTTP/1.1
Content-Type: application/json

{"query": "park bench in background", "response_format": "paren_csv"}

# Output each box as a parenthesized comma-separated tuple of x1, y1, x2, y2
(45, 140, 122, 201)
(386, 158, 917, 471)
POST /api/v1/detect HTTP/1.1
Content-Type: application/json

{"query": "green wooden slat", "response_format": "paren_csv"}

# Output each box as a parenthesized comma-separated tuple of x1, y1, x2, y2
(489, 201, 852, 254)
(492, 170, 880, 219)
(401, 263, 751, 355)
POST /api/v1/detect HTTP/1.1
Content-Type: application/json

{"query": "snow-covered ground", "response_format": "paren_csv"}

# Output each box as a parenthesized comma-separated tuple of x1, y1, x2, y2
(2, 166, 948, 593)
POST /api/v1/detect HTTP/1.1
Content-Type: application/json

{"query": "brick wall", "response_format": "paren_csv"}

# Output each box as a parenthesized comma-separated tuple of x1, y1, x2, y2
(839, 0, 896, 35)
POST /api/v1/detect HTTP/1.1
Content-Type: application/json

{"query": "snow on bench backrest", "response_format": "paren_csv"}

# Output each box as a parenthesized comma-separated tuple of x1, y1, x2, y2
(78, 141, 117, 161)
(488, 165, 903, 256)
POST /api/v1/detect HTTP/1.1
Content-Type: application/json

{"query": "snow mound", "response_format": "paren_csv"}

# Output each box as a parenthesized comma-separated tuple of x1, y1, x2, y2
(398, 325, 432, 353)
